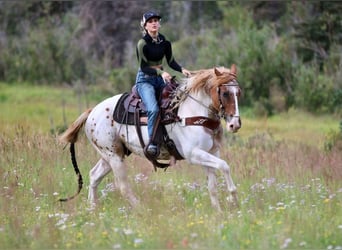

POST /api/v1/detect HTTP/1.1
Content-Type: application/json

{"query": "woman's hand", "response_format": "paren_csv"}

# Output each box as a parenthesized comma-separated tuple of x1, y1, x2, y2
(182, 68, 191, 77)
(161, 71, 172, 83)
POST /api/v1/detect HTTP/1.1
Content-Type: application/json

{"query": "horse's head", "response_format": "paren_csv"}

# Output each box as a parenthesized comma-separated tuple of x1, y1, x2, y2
(211, 64, 242, 133)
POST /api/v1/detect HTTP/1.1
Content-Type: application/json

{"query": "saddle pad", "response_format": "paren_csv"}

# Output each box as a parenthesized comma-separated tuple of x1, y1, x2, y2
(113, 93, 147, 125)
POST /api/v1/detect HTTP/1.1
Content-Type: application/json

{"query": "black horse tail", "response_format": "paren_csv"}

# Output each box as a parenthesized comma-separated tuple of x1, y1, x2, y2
(58, 109, 91, 202)
(59, 143, 83, 202)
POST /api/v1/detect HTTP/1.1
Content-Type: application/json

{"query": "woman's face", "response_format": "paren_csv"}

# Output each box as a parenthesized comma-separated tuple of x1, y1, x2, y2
(145, 18, 160, 33)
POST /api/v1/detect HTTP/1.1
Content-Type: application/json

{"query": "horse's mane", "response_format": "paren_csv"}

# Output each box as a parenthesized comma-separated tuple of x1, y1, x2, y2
(171, 65, 237, 109)
(184, 66, 236, 94)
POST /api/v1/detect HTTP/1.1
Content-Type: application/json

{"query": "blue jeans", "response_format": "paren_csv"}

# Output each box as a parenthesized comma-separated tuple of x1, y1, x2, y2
(135, 70, 166, 140)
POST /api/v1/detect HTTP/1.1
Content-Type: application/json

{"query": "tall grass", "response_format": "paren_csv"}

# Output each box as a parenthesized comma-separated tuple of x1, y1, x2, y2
(0, 84, 341, 249)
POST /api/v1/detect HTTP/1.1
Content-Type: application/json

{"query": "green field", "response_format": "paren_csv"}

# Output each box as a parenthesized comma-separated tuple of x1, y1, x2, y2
(0, 83, 341, 249)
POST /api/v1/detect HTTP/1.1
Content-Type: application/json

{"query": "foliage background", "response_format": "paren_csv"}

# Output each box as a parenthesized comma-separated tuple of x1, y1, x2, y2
(0, 1, 341, 115)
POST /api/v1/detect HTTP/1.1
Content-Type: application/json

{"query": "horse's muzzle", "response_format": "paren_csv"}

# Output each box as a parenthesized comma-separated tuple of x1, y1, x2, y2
(226, 116, 241, 133)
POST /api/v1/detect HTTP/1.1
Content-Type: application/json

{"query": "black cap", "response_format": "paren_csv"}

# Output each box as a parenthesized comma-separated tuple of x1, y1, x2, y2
(142, 11, 161, 26)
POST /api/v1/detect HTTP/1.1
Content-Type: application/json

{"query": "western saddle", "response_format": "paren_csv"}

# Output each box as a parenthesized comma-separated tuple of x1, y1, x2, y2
(113, 79, 184, 170)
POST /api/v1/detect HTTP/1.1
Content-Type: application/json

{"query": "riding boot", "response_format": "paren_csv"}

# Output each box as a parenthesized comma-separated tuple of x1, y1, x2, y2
(145, 112, 162, 158)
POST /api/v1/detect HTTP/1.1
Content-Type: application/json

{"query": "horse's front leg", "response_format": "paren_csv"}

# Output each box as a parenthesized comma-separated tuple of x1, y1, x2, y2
(205, 167, 222, 212)
(190, 148, 238, 209)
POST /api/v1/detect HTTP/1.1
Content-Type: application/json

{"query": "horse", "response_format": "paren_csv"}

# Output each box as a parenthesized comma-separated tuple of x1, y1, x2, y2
(59, 64, 242, 211)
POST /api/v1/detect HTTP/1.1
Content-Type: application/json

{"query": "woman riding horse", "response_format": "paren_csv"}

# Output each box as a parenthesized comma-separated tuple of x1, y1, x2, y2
(135, 11, 191, 157)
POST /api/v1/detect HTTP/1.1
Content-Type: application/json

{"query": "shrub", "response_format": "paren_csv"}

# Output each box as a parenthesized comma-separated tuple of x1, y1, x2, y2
(324, 120, 342, 151)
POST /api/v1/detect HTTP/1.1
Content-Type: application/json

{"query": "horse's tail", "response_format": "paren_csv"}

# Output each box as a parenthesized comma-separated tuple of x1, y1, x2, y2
(59, 108, 92, 144)
(58, 108, 92, 202)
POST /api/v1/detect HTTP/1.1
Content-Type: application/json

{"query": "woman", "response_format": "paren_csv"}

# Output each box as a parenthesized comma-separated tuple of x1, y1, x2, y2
(135, 11, 191, 157)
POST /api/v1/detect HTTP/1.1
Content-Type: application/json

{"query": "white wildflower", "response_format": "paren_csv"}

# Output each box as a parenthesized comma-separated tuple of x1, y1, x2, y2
(123, 228, 133, 235)
(281, 238, 292, 249)
(299, 241, 307, 247)
(134, 238, 144, 245)
(112, 244, 121, 249)
(134, 173, 148, 183)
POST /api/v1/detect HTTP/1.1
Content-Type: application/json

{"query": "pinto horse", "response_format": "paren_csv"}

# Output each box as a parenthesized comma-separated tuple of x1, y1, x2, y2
(59, 64, 241, 211)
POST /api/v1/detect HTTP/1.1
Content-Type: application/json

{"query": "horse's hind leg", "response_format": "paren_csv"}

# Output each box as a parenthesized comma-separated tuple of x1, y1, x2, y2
(108, 155, 140, 208)
(88, 158, 111, 205)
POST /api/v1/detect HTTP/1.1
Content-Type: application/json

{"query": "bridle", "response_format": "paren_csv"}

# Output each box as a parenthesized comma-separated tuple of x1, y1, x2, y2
(174, 78, 241, 132)
(217, 80, 241, 120)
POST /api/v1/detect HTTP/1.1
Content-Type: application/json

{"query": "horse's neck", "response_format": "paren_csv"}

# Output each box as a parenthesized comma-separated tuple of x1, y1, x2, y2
(178, 89, 212, 117)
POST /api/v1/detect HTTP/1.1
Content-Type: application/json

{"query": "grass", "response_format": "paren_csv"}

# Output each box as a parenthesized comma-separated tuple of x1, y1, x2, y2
(0, 82, 341, 249)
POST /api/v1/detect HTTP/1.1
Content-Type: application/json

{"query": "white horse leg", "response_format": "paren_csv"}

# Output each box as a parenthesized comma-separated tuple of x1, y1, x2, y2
(88, 158, 111, 204)
(222, 163, 238, 205)
(205, 167, 222, 212)
(108, 156, 140, 208)
(190, 148, 238, 209)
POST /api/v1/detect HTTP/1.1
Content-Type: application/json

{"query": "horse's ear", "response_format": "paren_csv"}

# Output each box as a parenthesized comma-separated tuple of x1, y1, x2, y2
(231, 64, 237, 75)
(214, 67, 223, 76)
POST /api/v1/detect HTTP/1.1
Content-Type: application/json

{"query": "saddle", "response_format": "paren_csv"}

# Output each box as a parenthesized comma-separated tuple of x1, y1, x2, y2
(113, 79, 184, 170)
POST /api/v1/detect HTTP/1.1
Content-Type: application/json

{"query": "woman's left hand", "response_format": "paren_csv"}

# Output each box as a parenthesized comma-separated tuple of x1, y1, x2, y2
(182, 68, 191, 77)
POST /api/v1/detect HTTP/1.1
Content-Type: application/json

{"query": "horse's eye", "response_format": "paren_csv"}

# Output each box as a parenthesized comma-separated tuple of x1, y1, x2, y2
(222, 92, 229, 98)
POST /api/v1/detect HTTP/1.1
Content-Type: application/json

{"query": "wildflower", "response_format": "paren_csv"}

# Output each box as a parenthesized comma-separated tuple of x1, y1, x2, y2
(102, 231, 108, 238)
(76, 232, 83, 240)
(134, 173, 148, 183)
(262, 177, 276, 186)
(299, 241, 307, 247)
(182, 237, 189, 247)
(255, 220, 263, 226)
(281, 238, 292, 249)
(187, 222, 195, 227)
(123, 228, 133, 235)
(250, 183, 265, 192)
(134, 238, 144, 246)
(191, 233, 198, 238)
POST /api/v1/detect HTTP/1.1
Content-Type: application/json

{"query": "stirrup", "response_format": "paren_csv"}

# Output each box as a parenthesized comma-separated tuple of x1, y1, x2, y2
(145, 144, 159, 158)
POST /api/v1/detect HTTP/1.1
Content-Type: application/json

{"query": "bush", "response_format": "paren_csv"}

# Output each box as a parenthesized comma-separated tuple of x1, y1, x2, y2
(293, 63, 340, 114)
(0, 12, 85, 85)
(324, 120, 342, 151)
(189, 5, 295, 115)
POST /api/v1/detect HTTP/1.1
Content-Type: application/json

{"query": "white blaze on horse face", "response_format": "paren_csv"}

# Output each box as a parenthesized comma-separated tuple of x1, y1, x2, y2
(226, 86, 241, 133)
(233, 87, 240, 117)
